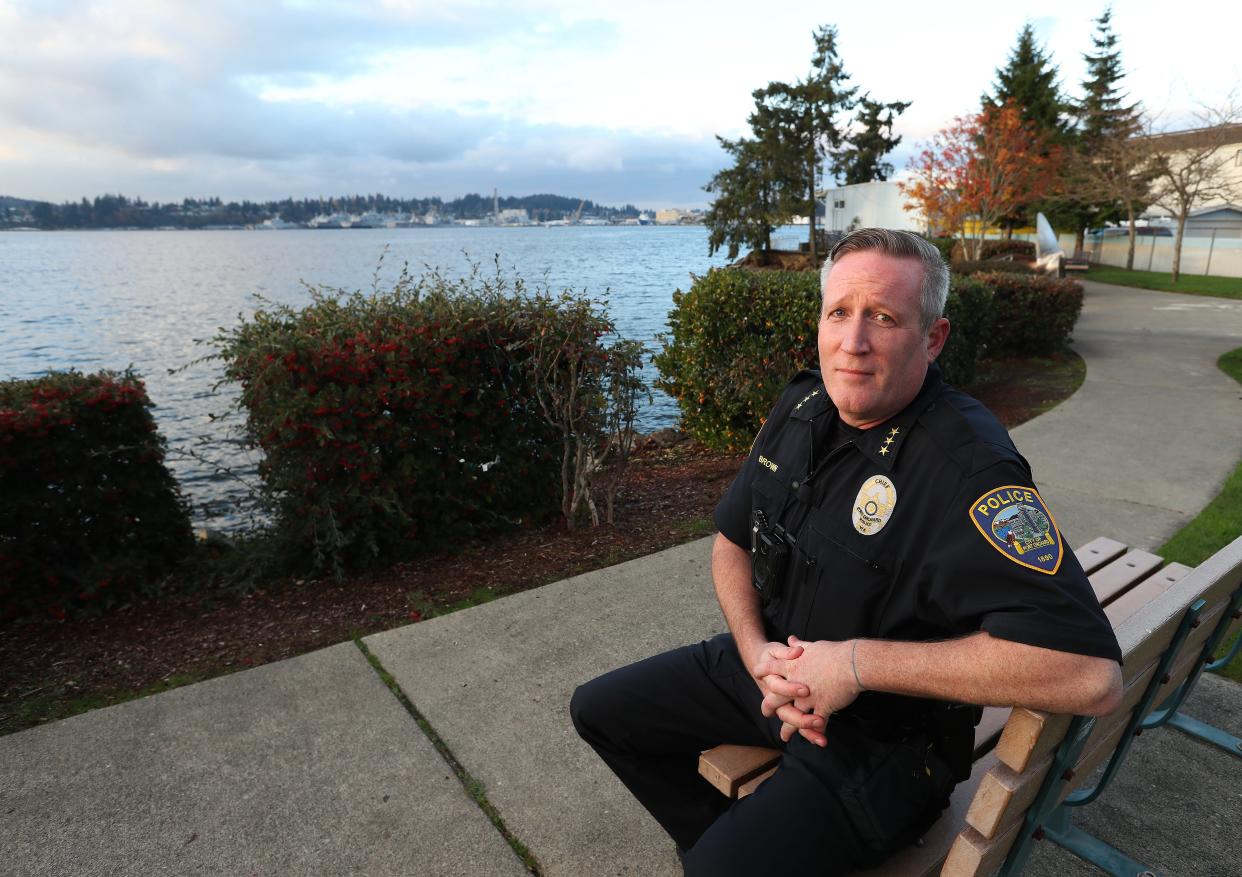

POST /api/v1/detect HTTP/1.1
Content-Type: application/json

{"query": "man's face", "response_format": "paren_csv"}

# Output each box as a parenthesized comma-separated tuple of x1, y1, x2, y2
(818, 250, 949, 429)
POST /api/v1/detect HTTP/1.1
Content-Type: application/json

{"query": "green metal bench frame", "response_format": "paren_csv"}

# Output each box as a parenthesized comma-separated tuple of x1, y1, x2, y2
(998, 585, 1242, 877)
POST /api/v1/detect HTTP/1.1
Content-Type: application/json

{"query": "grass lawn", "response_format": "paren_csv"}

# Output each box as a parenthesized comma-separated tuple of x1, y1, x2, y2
(1085, 265, 1242, 299)
(1157, 347, 1242, 682)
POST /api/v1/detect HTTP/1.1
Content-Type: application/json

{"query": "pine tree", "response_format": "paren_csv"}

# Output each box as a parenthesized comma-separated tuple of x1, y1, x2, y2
(752, 25, 857, 258)
(704, 133, 782, 260)
(704, 25, 857, 260)
(984, 23, 1070, 234)
(985, 23, 1069, 138)
(1077, 7, 1141, 146)
(1067, 6, 1152, 264)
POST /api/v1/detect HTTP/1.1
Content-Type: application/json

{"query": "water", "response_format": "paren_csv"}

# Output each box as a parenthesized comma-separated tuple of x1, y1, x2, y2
(0, 226, 737, 528)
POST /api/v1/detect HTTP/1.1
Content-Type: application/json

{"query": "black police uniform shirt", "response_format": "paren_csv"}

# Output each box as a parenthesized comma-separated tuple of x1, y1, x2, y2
(714, 363, 1122, 723)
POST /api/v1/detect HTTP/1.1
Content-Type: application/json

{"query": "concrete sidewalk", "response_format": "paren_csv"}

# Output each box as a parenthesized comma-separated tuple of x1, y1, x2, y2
(2, 280, 1240, 876)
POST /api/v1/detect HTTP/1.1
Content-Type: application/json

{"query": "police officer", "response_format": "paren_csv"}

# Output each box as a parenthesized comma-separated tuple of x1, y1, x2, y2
(571, 228, 1122, 876)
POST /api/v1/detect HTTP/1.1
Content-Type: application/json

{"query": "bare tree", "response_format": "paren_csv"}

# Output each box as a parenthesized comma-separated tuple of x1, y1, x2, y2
(519, 293, 648, 529)
(1070, 118, 1156, 269)
(1145, 98, 1242, 281)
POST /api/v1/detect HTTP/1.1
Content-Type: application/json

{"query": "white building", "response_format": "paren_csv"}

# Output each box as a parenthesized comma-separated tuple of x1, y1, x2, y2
(497, 208, 530, 225)
(822, 180, 924, 233)
(1141, 124, 1242, 236)
(655, 208, 690, 225)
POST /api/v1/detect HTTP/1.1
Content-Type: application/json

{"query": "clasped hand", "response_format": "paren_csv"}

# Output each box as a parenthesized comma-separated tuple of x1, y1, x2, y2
(751, 636, 862, 747)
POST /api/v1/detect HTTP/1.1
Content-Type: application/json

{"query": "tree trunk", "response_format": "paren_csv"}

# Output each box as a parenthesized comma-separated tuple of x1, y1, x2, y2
(1125, 204, 1137, 271)
(1074, 228, 1085, 259)
(807, 159, 818, 261)
(758, 181, 770, 253)
(561, 438, 576, 530)
(1172, 210, 1187, 283)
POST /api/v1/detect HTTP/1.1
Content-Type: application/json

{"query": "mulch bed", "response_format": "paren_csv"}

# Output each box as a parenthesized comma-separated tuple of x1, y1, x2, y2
(0, 438, 741, 734)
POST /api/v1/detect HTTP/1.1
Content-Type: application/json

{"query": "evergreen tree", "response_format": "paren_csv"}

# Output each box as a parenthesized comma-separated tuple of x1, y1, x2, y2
(985, 23, 1069, 137)
(705, 24, 856, 260)
(1062, 6, 1152, 260)
(1077, 7, 1141, 146)
(836, 95, 911, 185)
(984, 23, 1070, 233)
(763, 25, 857, 257)
(704, 133, 783, 260)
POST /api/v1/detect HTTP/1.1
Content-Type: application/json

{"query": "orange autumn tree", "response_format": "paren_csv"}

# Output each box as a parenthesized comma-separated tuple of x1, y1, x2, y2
(901, 102, 1063, 260)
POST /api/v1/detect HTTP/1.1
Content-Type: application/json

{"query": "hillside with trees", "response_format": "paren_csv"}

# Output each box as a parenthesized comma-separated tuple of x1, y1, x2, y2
(0, 192, 640, 230)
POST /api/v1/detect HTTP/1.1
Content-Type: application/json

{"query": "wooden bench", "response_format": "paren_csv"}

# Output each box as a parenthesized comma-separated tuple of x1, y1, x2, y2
(1062, 249, 1090, 273)
(698, 535, 1242, 876)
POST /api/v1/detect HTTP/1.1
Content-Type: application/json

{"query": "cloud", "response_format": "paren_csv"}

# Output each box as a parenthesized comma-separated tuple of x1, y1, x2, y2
(8, 0, 1234, 209)
(0, 1, 552, 162)
(0, 0, 725, 206)
(0, 0, 661, 199)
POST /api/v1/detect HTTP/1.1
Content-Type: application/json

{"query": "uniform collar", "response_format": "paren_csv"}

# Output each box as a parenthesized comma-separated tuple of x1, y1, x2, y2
(788, 380, 832, 421)
(791, 364, 944, 471)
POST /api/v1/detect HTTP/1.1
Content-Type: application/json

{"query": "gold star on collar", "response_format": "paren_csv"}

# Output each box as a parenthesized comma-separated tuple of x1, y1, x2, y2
(888, 427, 900, 438)
(879, 445, 890, 456)
(795, 388, 821, 410)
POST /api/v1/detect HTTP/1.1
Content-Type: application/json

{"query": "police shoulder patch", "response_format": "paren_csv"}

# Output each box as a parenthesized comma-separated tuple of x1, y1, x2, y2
(969, 485, 1063, 575)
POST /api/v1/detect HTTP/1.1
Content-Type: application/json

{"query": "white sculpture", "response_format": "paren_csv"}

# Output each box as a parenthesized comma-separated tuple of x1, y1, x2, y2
(1034, 213, 1065, 275)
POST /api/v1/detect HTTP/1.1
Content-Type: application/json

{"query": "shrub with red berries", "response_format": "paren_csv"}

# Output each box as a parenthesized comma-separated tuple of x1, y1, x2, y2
(0, 370, 193, 621)
(214, 262, 644, 577)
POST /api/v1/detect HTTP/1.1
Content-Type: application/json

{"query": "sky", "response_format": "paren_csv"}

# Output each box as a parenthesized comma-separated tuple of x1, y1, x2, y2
(2, 0, 1238, 209)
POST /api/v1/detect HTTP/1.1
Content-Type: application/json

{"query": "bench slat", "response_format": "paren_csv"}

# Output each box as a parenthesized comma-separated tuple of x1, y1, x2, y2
(1104, 562, 1190, 627)
(1074, 537, 1127, 575)
(698, 744, 781, 797)
(1089, 549, 1163, 605)
(944, 818, 1023, 877)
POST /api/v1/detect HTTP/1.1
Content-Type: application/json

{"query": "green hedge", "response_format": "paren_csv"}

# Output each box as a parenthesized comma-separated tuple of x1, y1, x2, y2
(938, 276, 995, 386)
(0, 371, 192, 621)
(975, 271, 1084, 356)
(214, 268, 639, 576)
(657, 268, 1085, 446)
(926, 237, 956, 261)
(654, 269, 821, 451)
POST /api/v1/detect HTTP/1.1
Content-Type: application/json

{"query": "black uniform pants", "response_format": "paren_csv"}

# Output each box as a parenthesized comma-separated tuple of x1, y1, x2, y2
(570, 633, 953, 876)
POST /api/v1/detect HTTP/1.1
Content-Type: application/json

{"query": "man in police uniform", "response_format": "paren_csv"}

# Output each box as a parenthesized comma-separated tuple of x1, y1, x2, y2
(571, 228, 1122, 875)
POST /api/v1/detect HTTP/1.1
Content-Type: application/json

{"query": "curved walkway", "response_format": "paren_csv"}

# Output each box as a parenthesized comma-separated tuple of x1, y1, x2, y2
(2, 280, 1240, 876)
(1012, 279, 1242, 551)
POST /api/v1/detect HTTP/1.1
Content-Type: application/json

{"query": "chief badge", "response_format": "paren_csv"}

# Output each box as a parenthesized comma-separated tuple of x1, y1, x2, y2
(852, 475, 896, 536)
(969, 485, 1063, 575)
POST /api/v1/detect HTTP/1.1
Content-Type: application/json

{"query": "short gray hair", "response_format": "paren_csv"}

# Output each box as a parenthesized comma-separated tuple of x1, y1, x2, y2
(819, 228, 950, 331)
